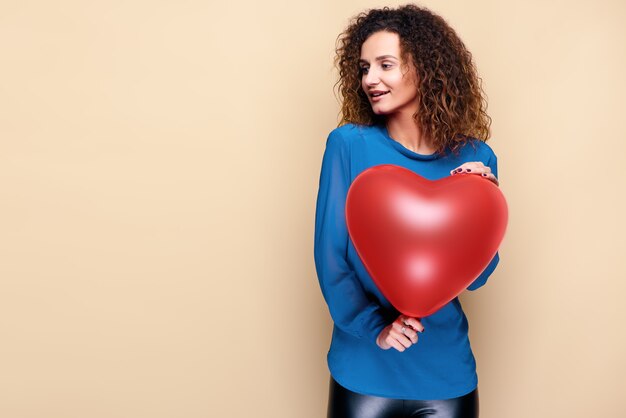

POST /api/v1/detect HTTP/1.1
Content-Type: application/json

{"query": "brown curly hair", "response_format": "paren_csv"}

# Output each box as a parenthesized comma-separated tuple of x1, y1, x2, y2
(333, 4, 492, 156)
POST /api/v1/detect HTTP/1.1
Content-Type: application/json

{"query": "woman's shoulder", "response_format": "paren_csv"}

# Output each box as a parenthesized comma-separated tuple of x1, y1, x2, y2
(328, 123, 379, 140)
(460, 137, 498, 161)
(326, 123, 379, 151)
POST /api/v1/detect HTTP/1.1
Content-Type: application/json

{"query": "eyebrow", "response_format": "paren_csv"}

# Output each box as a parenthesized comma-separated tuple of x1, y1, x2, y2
(358, 55, 398, 64)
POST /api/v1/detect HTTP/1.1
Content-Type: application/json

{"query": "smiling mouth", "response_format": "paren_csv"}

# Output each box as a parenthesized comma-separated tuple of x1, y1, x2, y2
(371, 91, 390, 97)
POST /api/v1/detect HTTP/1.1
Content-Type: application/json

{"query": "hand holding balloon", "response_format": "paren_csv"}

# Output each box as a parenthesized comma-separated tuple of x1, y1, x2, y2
(450, 161, 499, 187)
(376, 315, 424, 352)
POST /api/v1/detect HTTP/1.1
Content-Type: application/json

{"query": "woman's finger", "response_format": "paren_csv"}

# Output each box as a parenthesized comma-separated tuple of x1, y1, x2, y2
(392, 323, 415, 348)
(450, 161, 485, 175)
(481, 172, 499, 186)
(395, 321, 419, 344)
(405, 328, 418, 344)
(403, 317, 424, 333)
(449, 162, 498, 187)
(389, 338, 406, 352)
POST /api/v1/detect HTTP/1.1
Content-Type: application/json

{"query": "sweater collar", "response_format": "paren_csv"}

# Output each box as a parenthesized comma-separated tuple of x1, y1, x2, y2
(377, 124, 442, 161)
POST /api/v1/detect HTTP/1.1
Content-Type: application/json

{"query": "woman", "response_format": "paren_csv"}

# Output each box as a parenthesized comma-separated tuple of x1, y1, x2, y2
(313, 4, 501, 418)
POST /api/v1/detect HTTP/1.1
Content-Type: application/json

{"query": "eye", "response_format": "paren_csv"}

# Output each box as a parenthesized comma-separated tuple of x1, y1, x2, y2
(359, 63, 393, 74)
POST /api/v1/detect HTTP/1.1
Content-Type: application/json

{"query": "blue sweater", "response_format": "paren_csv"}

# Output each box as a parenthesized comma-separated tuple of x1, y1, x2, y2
(313, 123, 500, 400)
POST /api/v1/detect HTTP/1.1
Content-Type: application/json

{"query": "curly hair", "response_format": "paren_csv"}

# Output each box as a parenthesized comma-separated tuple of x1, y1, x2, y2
(333, 4, 492, 156)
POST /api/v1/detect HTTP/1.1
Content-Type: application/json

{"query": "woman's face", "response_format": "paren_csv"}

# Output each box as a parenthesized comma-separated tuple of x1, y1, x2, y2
(359, 31, 419, 117)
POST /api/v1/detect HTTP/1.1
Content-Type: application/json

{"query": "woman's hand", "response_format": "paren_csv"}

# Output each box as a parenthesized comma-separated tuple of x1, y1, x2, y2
(450, 161, 499, 187)
(376, 315, 424, 352)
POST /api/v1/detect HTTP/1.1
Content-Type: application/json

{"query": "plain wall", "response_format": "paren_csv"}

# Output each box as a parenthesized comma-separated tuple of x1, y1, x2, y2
(1, 0, 625, 417)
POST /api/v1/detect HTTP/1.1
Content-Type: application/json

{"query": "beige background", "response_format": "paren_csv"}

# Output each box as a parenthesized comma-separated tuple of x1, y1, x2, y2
(1, 0, 625, 417)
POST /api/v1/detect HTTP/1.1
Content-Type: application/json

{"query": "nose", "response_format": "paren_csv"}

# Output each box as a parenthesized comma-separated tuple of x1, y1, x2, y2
(364, 68, 380, 86)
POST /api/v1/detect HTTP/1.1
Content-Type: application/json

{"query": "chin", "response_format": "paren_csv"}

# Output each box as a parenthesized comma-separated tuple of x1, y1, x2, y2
(371, 106, 390, 115)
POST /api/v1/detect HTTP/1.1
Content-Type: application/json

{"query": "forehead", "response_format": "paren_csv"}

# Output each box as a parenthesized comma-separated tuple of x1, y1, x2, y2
(359, 31, 401, 60)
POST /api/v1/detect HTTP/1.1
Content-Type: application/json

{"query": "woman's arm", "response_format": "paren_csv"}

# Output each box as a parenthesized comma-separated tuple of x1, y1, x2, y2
(467, 252, 500, 291)
(313, 129, 388, 344)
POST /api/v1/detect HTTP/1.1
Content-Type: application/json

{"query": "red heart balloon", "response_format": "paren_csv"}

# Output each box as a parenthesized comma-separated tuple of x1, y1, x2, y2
(345, 164, 508, 317)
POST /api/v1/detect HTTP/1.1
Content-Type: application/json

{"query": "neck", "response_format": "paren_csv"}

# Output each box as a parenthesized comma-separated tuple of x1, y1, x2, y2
(385, 114, 436, 154)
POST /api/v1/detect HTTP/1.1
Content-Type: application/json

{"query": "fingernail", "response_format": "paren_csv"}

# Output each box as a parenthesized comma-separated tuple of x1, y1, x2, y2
(466, 169, 471, 172)
(455, 168, 462, 172)
(482, 173, 487, 177)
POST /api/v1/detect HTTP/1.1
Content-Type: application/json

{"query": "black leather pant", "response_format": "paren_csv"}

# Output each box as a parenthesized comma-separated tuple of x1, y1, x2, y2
(327, 376, 479, 418)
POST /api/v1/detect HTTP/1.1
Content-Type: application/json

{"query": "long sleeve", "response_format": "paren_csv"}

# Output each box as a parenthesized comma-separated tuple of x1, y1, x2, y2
(313, 129, 388, 343)
(467, 148, 500, 291)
